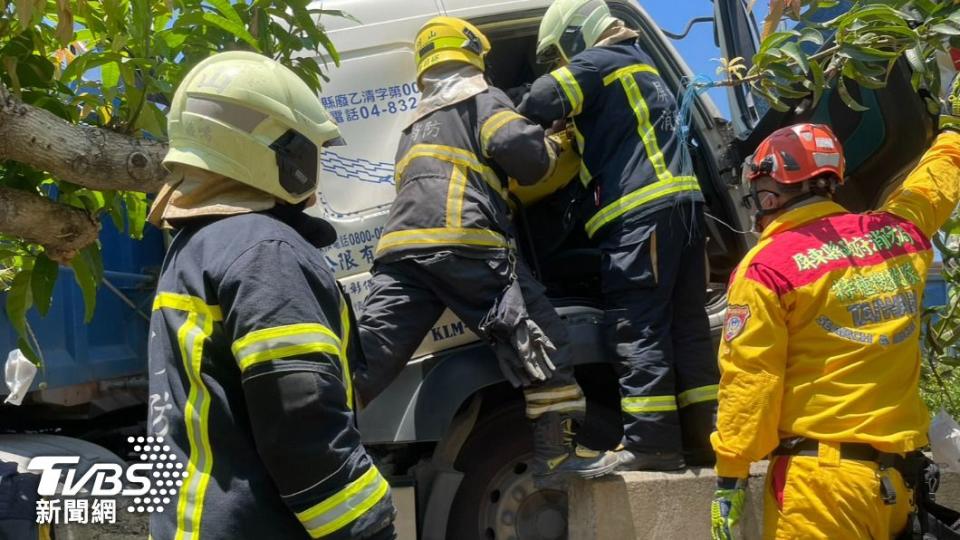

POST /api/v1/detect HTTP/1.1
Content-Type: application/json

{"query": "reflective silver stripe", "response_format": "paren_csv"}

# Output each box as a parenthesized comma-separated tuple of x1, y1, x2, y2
(296, 466, 390, 538)
(677, 384, 719, 408)
(524, 385, 584, 403)
(526, 398, 587, 419)
(231, 323, 341, 372)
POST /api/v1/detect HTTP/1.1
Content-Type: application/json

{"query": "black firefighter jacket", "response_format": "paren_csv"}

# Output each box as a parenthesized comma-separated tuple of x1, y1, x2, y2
(375, 86, 559, 262)
(148, 208, 394, 540)
(519, 38, 703, 242)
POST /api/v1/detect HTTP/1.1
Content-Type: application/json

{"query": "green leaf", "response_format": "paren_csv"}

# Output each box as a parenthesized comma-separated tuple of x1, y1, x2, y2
(70, 244, 101, 323)
(123, 192, 147, 239)
(809, 59, 826, 108)
(931, 23, 960, 37)
(134, 102, 166, 137)
(773, 82, 810, 99)
(858, 24, 919, 40)
(799, 27, 824, 46)
(207, 0, 245, 25)
(5, 264, 33, 340)
(838, 43, 899, 62)
(101, 60, 120, 94)
(16, 55, 55, 88)
(837, 77, 869, 112)
(131, 0, 151, 41)
(759, 30, 801, 54)
(201, 13, 261, 50)
(840, 5, 909, 25)
(16, 337, 40, 366)
(752, 85, 791, 112)
(31, 253, 58, 316)
(781, 42, 810, 74)
(156, 29, 189, 50)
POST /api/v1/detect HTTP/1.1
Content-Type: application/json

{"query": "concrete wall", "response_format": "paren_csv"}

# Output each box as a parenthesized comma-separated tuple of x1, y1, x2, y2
(568, 462, 960, 540)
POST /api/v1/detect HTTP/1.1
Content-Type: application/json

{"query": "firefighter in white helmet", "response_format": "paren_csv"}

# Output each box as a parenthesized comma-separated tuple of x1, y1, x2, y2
(148, 51, 396, 540)
(519, 0, 717, 472)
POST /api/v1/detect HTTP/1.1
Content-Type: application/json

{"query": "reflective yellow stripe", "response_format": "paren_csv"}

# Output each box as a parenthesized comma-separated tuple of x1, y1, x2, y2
(155, 297, 215, 540)
(395, 144, 506, 200)
(572, 123, 591, 185)
(375, 227, 508, 256)
(526, 398, 586, 418)
(584, 176, 700, 238)
(534, 137, 559, 184)
(613, 69, 671, 183)
(621, 395, 678, 414)
(525, 385, 587, 418)
(602, 64, 660, 86)
(480, 110, 525, 156)
(296, 466, 390, 538)
(524, 384, 583, 403)
(445, 165, 468, 228)
(231, 323, 341, 372)
(338, 297, 354, 410)
(153, 292, 222, 321)
(551, 66, 584, 115)
(677, 384, 719, 408)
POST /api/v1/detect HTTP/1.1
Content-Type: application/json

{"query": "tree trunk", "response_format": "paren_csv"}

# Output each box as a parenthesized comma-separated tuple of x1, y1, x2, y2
(0, 187, 100, 263)
(0, 82, 169, 193)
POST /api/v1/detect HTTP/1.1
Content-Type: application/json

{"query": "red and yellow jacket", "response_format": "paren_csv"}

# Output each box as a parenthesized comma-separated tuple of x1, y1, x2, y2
(712, 132, 960, 478)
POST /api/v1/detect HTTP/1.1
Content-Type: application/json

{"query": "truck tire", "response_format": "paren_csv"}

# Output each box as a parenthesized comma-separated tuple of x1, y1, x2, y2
(446, 402, 619, 540)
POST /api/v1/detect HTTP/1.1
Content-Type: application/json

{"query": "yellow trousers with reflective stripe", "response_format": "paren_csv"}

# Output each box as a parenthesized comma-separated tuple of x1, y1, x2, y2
(763, 455, 912, 539)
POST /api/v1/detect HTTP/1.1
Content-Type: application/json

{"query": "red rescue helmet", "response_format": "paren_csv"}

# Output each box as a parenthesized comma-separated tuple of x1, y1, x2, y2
(743, 123, 845, 186)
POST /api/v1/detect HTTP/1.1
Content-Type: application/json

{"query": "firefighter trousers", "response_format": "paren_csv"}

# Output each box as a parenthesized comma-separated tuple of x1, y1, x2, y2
(764, 454, 912, 539)
(599, 203, 718, 456)
(356, 250, 584, 417)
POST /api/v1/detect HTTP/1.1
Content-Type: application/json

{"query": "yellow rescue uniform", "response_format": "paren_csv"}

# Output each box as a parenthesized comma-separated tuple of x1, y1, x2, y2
(712, 132, 960, 538)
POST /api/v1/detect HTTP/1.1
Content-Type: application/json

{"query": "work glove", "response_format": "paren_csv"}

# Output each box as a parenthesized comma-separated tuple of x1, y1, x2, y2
(479, 278, 557, 387)
(711, 477, 747, 540)
(941, 71, 960, 133)
(505, 83, 531, 106)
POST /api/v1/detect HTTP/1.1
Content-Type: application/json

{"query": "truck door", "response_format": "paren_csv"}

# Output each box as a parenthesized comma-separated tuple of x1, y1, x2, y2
(714, 0, 936, 212)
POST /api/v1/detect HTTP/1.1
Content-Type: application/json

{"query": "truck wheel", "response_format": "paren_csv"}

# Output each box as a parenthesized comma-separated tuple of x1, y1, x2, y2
(446, 403, 618, 540)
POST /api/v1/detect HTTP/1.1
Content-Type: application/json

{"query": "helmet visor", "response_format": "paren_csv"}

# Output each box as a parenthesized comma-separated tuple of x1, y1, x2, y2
(323, 136, 347, 147)
(536, 43, 562, 66)
(559, 26, 587, 59)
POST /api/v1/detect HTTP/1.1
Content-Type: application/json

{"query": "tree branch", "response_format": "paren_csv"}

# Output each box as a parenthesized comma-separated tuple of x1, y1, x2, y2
(0, 186, 100, 262)
(0, 81, 168, 193)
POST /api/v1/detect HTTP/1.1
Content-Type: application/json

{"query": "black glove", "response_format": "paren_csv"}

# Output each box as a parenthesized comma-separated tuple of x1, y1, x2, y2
(505, 83, 532, 107)
(941, 71, 960, 133)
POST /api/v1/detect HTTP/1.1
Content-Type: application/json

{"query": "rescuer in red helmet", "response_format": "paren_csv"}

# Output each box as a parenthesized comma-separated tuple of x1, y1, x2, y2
(709, 108, 960, 538)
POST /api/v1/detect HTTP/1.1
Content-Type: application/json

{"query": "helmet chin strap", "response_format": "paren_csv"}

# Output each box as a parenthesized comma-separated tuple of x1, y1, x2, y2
(752, 186, 821, 232)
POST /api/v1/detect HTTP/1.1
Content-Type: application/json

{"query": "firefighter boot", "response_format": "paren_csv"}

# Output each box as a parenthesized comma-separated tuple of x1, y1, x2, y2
(615, 447, 686, 472)
(530, 412, 620, 482)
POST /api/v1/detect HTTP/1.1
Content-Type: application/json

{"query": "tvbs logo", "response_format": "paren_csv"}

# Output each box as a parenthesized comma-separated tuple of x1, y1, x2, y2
(27, 436, 187, 523)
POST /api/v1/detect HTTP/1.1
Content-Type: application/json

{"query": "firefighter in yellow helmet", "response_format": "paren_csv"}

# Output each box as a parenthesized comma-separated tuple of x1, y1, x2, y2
(354, 17, 617, 481)
(147, 51, 396, 539)
(710, 77, 960, 540)
(519, 0, 716, 472)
